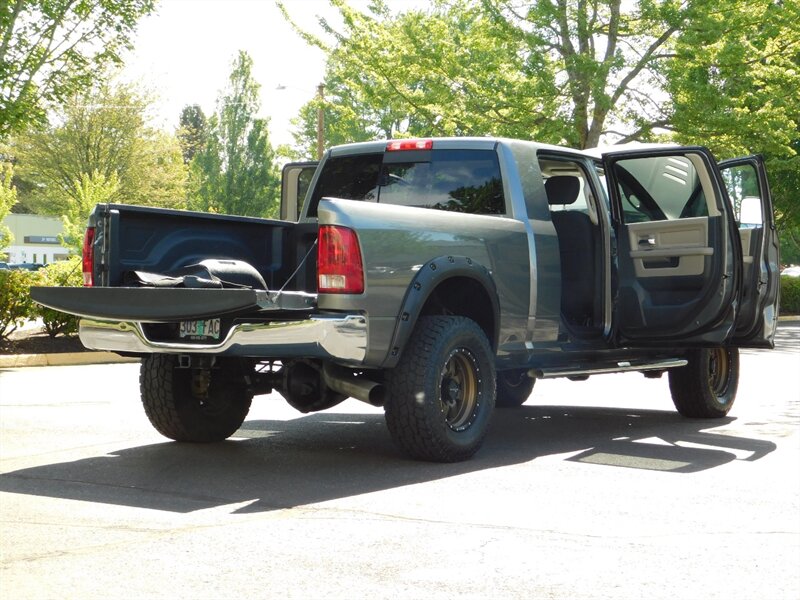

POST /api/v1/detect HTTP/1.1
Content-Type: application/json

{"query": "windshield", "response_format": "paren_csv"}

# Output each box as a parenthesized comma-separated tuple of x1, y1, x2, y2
(307, 149, 504, 216)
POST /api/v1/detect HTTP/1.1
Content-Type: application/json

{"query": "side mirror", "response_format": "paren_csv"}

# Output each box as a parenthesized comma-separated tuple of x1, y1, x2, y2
(738, 195, 763, 227)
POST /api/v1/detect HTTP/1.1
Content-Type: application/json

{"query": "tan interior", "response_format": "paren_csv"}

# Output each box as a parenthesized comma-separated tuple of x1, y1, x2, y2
(626, 217, 711, 277)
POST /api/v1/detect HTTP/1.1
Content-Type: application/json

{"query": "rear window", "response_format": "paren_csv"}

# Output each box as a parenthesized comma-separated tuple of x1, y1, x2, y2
(308, 149, 504, 216)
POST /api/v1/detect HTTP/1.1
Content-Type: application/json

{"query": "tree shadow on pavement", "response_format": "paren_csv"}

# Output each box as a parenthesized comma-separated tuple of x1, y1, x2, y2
(0, 405, 776, 514)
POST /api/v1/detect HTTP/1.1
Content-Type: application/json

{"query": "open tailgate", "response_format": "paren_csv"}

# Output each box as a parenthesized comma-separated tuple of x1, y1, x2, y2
(30, 287, 314, 322)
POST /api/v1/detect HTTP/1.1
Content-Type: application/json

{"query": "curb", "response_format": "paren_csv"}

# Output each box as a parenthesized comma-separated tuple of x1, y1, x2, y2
(0, 351, 139, 369)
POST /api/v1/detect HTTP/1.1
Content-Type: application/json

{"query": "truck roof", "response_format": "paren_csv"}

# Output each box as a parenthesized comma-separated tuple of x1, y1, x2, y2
(329, 137, 685, 161)
(328, 137, 588, 158)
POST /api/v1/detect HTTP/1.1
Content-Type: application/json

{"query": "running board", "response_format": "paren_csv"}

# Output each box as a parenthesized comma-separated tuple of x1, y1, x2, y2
(530, 358, 687, 380)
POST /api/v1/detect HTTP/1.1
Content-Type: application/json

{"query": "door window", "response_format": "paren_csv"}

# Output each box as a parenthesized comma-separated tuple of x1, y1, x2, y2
(721, 163, 763, 227)
(612, 155, 713, 223)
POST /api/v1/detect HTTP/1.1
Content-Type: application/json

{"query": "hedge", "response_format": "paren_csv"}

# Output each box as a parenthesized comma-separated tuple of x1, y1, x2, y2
(0, 257, 82, 340)
(781, 275, 800, 315)
(0, 268, 38, 339)
(36, 258, 82, 337)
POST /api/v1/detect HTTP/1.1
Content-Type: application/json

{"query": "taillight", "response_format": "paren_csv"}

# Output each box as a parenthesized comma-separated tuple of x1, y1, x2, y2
(317, 225, 364, 294)
(82, 227, 95, 287)
(386, 139, 433, 152)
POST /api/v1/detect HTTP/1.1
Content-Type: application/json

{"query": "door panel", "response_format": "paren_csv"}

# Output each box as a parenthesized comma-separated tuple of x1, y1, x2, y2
(719, 156, 779, 348)
(603, 147, 737, 344)
(626, 217, 710, 277)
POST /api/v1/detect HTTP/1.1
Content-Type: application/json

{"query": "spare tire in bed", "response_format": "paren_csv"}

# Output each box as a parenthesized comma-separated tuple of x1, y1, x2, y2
(124, 258, 268, 290)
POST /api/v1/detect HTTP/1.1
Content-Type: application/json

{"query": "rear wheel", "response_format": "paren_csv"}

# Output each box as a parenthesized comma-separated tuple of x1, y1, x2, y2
(140, 355, 252, 442)
(496, 369, 535, 408)
(668, 347, 739, 418)
(385, 316, 495, 462)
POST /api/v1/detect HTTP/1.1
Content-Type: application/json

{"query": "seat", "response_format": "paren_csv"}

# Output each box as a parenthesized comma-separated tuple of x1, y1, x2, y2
(545, 176, 596, 326)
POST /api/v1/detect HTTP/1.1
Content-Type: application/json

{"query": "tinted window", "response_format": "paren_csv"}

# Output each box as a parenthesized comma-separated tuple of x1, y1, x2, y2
(295, 166, 315, 217)
(310, 154, 383, 213)
(612, 155, 709, 223)
(309, 149, 504, 216)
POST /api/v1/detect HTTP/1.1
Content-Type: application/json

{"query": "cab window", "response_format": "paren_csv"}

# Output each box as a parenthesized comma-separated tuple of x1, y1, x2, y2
(309, 149, 504, 216)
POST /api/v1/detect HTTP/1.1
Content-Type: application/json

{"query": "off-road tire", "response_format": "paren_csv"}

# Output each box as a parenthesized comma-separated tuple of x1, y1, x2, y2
(140, 355, 252, 442)
(668, 347, 739, 418)
(496, 369, 535, 408)
(385, 316, 496, 462)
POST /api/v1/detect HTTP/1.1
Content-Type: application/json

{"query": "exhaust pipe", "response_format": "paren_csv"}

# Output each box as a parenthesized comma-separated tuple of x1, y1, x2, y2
(322, 364, 385, 407)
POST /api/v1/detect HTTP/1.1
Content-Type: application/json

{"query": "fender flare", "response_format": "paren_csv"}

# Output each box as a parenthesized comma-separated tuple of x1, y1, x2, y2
(380, 255, 500, 369)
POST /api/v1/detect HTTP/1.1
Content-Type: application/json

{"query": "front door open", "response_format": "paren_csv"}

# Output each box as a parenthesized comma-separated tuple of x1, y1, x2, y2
(719, 156, 780, 348)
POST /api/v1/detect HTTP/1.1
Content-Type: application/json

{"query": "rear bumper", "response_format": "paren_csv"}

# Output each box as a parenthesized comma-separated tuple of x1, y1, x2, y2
(79, 314, 368, 363)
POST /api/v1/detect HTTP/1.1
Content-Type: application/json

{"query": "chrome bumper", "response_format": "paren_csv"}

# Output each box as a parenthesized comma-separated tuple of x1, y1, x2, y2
(78, 315, 368, 363)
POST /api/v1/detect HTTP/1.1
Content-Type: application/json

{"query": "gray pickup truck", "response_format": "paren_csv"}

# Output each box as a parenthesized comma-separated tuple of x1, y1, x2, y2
(32, 137, 780, 462)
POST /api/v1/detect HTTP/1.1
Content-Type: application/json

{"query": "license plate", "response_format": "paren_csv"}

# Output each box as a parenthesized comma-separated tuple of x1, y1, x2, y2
(179, 318, 221, 340)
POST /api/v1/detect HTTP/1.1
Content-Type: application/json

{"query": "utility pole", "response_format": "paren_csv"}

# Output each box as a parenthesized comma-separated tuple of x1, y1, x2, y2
(316, 83, 325, 160)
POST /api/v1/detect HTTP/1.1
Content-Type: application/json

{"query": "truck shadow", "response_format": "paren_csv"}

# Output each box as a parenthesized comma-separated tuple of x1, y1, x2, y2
(0, 405, 776, 514)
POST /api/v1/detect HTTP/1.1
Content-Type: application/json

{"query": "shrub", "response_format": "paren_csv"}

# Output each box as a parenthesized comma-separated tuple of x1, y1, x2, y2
(781, 275, 800, 315)
(35, 257, 82, 337)
(0, 269, 38, 339)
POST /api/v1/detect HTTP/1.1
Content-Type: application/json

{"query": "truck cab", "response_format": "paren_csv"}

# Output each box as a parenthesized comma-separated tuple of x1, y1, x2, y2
(284, 141, 778, 352)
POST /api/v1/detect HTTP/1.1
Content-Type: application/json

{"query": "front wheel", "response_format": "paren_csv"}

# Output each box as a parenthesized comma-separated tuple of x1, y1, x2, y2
(385, 316, 496, 462)
(668, 347, 739, 418)
(140, 355, 252, 442)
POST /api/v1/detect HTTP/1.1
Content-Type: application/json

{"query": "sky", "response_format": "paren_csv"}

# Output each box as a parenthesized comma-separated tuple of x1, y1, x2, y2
(124, 0, 423, 149)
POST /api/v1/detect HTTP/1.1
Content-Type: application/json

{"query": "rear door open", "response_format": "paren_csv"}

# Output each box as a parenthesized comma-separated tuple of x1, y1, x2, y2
(602, 146, 739, 345)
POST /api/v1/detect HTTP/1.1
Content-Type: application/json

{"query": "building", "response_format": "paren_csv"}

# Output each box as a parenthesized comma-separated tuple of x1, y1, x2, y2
(1, 214, 71, 264)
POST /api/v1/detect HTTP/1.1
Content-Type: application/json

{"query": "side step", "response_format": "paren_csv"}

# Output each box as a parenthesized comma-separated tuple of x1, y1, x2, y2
(530, 358, 687, 380)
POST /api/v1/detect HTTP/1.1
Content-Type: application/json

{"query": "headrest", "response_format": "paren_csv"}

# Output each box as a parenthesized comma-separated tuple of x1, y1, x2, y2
(545, 176, 580, 205)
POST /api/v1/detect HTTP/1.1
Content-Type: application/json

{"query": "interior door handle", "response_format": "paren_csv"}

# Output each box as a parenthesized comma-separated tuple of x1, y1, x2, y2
(638, 236, 656, 247)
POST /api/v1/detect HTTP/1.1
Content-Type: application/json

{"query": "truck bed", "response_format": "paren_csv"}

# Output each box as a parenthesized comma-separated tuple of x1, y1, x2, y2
(92, 204, 318, 293)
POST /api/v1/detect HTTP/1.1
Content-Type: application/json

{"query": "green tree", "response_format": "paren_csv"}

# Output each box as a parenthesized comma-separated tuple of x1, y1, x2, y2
(285, 65, 418, 160)
(0, 161, 17, 256)
(177, 104, 208, 165)
(60, 171, 119, 254)
(769, 137, 800, 264)
(285, 1, 799, 147)
(283, 0, 699, 149)
(12, 79, 187, 215)
(668, 1, 799, 157)
(667, 0, 800, 241)
(189, 51, 280, 218)
(0, 0, 155, 138)
(285, 0, 800, 238)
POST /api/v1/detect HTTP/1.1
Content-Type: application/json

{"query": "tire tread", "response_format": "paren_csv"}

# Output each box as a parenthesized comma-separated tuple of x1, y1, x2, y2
(385, 316, 495, 462)
(668, 347, 739, 418)
(139, 355, 252, 442)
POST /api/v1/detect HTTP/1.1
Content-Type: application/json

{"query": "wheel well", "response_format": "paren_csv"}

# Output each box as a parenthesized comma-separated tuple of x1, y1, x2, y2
(419, 277, 497, 350)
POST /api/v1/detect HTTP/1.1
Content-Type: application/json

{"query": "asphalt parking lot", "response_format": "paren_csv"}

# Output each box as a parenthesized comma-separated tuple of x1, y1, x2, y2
(1, 322, 798, 599)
